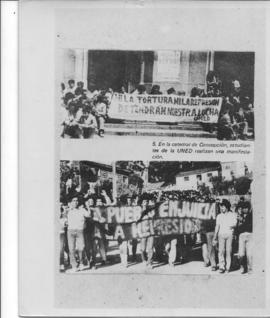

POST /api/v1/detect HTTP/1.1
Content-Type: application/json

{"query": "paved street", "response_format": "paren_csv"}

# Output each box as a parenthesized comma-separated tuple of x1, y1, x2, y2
(65, 241, 245, 276)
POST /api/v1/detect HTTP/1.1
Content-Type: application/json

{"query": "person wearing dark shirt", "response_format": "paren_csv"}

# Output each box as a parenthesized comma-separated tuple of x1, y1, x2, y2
(150, 85, 162, 95)
(201, 201, 219, 271)
(167, 87, 176, 95)
(234, 108, 249, 140)
(237, 204, 253, 274)
(217, 108, 236, 140)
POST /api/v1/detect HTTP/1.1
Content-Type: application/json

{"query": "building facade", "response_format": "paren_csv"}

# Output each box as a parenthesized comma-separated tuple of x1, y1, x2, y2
(61, 49, 254, 98)
(62, 49, 214, 95)
(175, 167, 220, 191)
(221, 162, 252, 181)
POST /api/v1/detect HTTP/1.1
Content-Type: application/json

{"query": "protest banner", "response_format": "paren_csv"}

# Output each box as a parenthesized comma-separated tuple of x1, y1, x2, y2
(108, 93, 223, 123)
(93, 200, 217, 240)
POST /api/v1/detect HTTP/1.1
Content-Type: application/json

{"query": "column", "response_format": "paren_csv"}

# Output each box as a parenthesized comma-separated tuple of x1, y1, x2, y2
(181, 51, 190, 94)
(112, 162, 117, 203)
(74, 49, 88, 87)
(143, 161, 149, 191)
(209, 51, 215, 71)
(88, 52, 96, 88)
(139, 52, 145, 84)
(205, 51, 214, 91)
(62, 49, 76, 84)
(82, 49, 88, 87)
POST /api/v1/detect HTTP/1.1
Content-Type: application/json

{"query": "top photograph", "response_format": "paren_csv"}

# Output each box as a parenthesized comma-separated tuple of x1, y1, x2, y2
(59, 50, 254, 141)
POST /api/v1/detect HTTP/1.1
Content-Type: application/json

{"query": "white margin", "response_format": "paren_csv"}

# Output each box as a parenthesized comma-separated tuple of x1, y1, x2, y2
(1, 1, 19, 318)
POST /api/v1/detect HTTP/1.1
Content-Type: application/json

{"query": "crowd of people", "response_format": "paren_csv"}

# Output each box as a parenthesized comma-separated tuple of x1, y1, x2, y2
(59, 184, 253, 275)
(60, 70, 254, 140)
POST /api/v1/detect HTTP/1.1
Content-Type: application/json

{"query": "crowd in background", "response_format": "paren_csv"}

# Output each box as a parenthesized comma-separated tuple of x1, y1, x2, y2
(60, 70, 254, 140)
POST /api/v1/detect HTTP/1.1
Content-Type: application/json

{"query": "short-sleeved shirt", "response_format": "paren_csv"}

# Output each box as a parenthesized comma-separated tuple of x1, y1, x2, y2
(95, 102, 107, 116)
(67, 208, 90, 231)
(64, 87, 76, 95)
(216, 211, 237, 235)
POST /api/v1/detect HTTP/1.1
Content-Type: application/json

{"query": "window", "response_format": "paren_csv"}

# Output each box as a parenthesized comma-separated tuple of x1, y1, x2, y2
(184, 176, 189, 181)
(196, 174, 202, 181)
(207, 173, 213, 177)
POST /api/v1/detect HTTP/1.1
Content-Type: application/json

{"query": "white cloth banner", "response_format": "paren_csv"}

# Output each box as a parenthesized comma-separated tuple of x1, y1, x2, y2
(108, 93, 223, 123)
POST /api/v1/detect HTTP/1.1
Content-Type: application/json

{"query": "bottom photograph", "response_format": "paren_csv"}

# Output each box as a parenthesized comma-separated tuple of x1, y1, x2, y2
(59, 160, 253, 275)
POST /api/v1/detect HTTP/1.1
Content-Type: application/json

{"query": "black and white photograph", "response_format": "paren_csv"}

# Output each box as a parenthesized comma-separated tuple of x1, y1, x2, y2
(59, 50, 255, 141)
(59, 160, 253, 275)
(16, 1, 268, 314)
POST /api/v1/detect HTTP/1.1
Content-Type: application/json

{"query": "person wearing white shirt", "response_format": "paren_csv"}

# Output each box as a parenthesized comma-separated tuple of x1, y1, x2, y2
(213, 199, 237, 273)
(64, 79, 76, 95)
(66, 196, 90, 272)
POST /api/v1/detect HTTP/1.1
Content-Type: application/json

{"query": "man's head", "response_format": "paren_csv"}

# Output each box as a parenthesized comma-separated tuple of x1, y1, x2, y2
(70, 196, 79, 209)
(142, 199, 148, 206)
(64, 92, 74, 105)
(126, 197, 132, 206)
(68, 79, 75, 88)
(242, 202, 250, 215)
(96, 198, 103, 206)
(167, 87, 176, 95)
(89, 85, 96, 93)
(77, 81, 84, 88)
(237, 206, 242, 215)
(137, 84, 146, 94)
(86, 197, 94, 207)
(151, 85, 160, 94)
(120, 86, 126, 94)
(75, 87, 84, 96)
(220, 199, 231, 213)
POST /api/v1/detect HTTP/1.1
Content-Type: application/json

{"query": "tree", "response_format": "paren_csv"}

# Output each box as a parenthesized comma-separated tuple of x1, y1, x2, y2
(234, 176, 252, 195)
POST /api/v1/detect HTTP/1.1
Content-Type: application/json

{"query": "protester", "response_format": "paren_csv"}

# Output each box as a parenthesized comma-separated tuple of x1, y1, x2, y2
(61, 74, 254, 140)
(94, 91, 108, 137)
(65, 196, 91, 272)
(217, 107, 236, 140)
(83, 197, 97, 269)
(62, 102, 81, 138)
(237, 202, 253, 274)
(77, 105, 97, 139)
(213, 199, 237, 273)
(150, 85, 162, 95)
(65, 79, 76, 95)
(59, 205, 69, 272)
(132, 84, 147, 95)
(201, 215, 217, 271)
(139, 200, 155, 268)
(167, 87, 176, 95)
(93, 197, 108, 265)
(234, 107, 249, 140)
(60, 184, 252, 273)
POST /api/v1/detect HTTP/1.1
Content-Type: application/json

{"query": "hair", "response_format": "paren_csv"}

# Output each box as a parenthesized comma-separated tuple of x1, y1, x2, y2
(150, 85, 161, 94)
(167, 87, 176, 95)
(64, 92, 74, 105)
(137, 84, 146, 93)
(77, 81, 84, 87)
(75, 87, 84, 96)
(221, 199, 231, 211)
(68, 79, 75, 85)
(70, 195, 78, 202)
